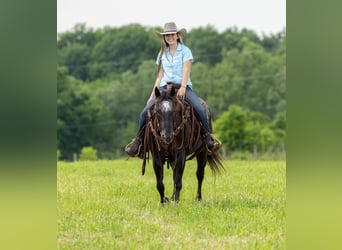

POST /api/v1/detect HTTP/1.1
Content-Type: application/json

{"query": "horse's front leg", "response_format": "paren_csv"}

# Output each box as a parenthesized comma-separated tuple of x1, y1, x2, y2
(171, 152, 186, 202)
(153, 158, 169, 203)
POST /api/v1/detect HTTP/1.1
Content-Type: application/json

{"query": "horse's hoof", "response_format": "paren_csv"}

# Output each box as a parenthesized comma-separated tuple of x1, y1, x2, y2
(162, 197, 169, 203)
(196, 196, 202, 201)
(171, 195, 180, 203)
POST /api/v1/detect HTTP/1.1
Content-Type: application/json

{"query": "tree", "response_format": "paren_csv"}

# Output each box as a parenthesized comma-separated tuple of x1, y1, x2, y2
(88, 24, 159, 80)
(214, 105, 248, 151)
(79, 146, 98, 161)
(57, 68, 113, 160)
(186, 25, 222, 67)
(221, 27, 260, 52)
(207, 36, 286, 119)
(57, 24, 99, 81)
(57, 23, 98, 49)
(260, 29, 286, 52)
(58, 43, 90, 81)
(214, 105, 280, 152)
(269, 111, 286, 147)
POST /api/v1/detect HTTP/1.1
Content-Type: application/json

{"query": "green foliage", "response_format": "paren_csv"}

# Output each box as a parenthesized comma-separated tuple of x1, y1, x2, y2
(215, 105, 247, 150)
(260, 29, 286, 52)
(186, 25, 223, 66)
(57, 24, 99, 81)
(57, 160, 286, 249)
(269, 111, 287, 146)
(270, 111, 286, 131)
(220, 27, 262, 57)
(57, 23, 98, 49)
(57, 67, 114, 160)
(214, 105, 285, 152)
(119, 122, 139, 150)
(79, 146, 97, 161)
(58, 24, 160, 81)
(190, 35, 286, 120)
(58, 42, 90, 81)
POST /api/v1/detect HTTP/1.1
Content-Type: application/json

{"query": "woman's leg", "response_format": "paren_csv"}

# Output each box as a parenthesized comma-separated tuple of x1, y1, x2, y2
(185, 87, 220, 152)
(184, 88, 210, 133)
(138, 97, 156, 132)
(125, 97, 156, 157)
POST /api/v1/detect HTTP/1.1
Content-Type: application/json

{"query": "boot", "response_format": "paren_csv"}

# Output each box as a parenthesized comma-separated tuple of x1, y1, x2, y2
(204, 133, 221, 154)
(125, 136, 143, 159)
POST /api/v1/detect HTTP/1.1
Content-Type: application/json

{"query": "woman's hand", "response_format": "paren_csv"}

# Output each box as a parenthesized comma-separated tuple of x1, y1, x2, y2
(177, 86, 186, 100)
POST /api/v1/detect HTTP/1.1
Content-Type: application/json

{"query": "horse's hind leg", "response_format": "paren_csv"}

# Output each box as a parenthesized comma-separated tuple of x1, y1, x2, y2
(196, 150, 207, 200)
(153, 158, 169, 203)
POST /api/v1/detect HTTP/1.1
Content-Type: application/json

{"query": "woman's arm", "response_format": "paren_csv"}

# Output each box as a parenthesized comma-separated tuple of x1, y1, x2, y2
(177, 59, 191, 100)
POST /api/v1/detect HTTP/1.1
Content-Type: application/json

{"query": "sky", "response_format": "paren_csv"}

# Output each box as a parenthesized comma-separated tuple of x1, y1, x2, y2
(57, 0, 286, 36)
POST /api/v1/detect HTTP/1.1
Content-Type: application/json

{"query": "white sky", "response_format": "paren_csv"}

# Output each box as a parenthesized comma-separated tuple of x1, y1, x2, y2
(57, 0, 286, 36)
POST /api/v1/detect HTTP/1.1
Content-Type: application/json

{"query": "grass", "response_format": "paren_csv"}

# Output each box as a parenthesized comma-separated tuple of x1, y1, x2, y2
(57, 159, 286, 249)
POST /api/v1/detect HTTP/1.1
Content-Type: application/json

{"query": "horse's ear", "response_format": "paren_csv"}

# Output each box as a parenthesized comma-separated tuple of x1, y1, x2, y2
(170, 86, 176, 96)
(155, 87, 160, 97)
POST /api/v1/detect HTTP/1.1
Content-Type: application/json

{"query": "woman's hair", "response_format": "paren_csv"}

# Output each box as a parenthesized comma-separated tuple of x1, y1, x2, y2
(156, 33, 184, 75)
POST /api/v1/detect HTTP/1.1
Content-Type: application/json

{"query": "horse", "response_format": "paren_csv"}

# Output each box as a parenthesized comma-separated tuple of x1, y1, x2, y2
(141, 85, 224, 203)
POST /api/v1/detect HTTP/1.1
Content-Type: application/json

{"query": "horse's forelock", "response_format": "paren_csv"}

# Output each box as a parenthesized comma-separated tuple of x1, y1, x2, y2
(154, 92, 182, 124)
(156, 90, 176, 105)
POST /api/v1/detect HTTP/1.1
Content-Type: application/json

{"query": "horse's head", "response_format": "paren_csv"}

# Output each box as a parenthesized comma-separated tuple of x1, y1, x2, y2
(154, 86, 177, 144)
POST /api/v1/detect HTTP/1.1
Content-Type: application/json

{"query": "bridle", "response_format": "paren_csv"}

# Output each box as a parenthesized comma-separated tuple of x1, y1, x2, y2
(147, 93, 192, 150)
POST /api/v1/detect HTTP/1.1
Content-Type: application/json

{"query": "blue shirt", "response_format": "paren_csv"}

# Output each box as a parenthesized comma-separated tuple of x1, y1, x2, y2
(156, 43, 193, 88)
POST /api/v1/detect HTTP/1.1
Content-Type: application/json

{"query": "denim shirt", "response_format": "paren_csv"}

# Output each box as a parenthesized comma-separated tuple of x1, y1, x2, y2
(156, 43, 193, 89)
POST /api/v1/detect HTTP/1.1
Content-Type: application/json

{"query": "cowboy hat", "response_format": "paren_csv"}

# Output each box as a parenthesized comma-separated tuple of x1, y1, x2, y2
(157, 22, 187, 37)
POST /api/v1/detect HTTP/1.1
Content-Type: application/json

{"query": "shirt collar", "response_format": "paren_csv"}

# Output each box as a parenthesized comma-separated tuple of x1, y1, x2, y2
(167, 43, 183, 53)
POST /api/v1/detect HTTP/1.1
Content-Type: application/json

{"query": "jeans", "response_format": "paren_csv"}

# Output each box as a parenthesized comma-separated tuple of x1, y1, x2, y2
(138, 86, 210, 135)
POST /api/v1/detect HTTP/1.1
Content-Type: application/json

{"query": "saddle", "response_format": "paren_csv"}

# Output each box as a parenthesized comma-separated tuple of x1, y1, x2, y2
(165, 82, 212, 130)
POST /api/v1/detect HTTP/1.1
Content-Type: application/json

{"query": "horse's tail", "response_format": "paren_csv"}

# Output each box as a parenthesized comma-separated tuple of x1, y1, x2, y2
(207, 150, 225, 175)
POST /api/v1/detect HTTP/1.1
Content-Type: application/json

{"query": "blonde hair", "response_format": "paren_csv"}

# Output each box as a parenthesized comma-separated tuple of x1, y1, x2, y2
(156, 33, 184, 75)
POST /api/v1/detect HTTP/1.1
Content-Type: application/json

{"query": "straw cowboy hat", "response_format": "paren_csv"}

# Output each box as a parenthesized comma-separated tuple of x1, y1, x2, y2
(157, 22, 187, 37)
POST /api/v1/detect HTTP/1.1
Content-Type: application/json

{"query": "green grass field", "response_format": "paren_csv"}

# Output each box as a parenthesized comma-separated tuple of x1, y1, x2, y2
(57, 159, 286, 249)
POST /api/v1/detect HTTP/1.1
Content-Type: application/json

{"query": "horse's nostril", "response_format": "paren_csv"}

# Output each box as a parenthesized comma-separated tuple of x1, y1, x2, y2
(161, 133, 173, 144)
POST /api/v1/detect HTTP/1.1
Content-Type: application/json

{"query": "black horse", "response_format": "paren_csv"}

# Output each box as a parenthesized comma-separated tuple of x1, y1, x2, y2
(141, 86, 224, 203)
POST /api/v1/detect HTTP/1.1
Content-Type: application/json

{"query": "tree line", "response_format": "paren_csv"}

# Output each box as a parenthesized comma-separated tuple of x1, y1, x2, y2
(57, 23, 286, 160)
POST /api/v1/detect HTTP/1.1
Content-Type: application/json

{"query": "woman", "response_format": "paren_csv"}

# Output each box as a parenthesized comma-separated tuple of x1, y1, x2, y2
(125, 22, 220, 158)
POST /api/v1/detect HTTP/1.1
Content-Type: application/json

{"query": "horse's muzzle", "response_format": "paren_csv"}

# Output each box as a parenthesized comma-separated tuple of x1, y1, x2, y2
(161, 132, 173, 144)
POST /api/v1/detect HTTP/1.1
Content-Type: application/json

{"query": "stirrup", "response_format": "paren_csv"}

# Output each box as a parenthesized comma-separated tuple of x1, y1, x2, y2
(125, 138, 143, 158)
(205, 136, 221, 155)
